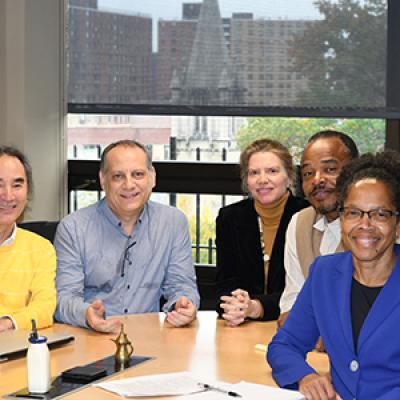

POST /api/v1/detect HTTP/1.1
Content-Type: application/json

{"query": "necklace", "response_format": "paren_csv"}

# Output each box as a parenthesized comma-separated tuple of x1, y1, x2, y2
(257, 216, 270, 262)
(258, 215, 270, 294)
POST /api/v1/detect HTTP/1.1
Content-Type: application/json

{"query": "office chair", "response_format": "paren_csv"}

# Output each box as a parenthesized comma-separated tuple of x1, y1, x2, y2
(18, 221, 59, 243)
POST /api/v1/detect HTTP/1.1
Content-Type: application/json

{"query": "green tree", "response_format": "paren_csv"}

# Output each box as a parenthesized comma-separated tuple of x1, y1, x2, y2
(235, 117, 384, 162)
(177, 195, 218, 265)
(291, 0, 386, 107)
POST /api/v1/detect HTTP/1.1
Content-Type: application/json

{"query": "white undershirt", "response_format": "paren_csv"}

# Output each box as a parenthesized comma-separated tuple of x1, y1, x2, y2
(0, 223, 16, 247)
(279, 212, 341, 313)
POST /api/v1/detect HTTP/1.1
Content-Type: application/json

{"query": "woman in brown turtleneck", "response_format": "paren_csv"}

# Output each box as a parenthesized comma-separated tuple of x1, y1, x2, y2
(216, 139, 308, 326)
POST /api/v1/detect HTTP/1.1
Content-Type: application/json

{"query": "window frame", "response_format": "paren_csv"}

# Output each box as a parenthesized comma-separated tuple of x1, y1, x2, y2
(65, 1, 400, 310)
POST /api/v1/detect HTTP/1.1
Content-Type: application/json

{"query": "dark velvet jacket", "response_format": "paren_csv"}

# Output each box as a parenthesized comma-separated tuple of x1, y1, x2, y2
(215, 195, 308, 321)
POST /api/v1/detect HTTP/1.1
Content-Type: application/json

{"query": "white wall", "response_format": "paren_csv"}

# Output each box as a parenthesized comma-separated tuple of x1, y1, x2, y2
(0, 0, 66, 221)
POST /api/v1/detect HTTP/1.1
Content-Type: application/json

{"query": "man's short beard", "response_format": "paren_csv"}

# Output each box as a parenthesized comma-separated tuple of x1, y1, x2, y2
(315, 201, 339, 216)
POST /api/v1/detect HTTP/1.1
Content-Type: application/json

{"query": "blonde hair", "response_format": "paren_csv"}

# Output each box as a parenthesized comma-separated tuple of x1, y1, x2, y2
(240, 138, 295, 193)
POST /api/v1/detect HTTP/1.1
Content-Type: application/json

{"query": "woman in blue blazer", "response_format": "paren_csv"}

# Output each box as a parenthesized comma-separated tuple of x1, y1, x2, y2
(267, 151, 400, 400)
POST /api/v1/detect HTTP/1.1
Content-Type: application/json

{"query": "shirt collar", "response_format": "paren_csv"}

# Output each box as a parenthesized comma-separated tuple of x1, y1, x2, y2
(98, 197, 146, 232)
(0, 224, 17, 247)
(313, 215, 341, 232)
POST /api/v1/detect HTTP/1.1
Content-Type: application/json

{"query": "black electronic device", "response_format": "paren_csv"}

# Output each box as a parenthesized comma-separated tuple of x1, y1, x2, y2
(61, 366, 107, 383)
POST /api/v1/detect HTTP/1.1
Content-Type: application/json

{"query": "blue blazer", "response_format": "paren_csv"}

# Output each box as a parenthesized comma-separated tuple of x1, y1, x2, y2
(267, 245, 400, 400)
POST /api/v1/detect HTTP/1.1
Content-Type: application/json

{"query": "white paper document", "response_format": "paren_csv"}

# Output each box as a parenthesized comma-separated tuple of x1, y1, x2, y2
(94, 372, 205, 397)
(94, 371, 304, 399)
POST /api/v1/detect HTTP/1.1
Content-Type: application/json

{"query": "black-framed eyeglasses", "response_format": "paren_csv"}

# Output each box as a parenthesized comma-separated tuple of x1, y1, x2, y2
(120, 239, 136, 277)
(339, 207, 399, 223)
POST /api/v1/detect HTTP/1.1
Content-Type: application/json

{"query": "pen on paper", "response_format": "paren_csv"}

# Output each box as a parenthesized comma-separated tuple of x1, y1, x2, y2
(199, 383, 242, 398)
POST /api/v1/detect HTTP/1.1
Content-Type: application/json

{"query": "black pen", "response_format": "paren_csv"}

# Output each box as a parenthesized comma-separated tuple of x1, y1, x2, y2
(30, 319, 38, 340)
(200, 383, 242, 398)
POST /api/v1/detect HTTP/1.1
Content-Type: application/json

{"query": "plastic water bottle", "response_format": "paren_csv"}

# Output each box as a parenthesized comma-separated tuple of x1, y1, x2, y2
(27, 320, 51, 393)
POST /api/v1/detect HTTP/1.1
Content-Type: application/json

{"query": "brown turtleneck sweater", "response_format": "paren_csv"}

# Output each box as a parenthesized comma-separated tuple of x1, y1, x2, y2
(248, 190, 289, 318)
(254, 190, 289, 265)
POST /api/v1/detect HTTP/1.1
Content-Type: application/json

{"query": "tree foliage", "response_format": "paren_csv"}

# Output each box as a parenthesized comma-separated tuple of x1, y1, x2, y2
(291, 0, 386, 107)
(235, 117, 384, 162)
(177, 195, 218, 265)
(236, 2, 386, 163)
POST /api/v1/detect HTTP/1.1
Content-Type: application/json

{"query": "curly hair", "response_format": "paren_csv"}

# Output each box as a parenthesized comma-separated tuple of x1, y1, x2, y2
(336, 150, 400, 210)
(239, 138, 295, 194)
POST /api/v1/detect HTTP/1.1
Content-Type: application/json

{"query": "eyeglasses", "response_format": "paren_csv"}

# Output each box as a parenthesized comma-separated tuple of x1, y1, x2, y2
(120, 239, 136, 277)
(339, 207, 399, 223)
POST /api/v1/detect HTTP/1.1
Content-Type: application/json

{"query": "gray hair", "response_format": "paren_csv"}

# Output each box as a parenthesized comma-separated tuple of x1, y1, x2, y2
(100, 140, 153, 174)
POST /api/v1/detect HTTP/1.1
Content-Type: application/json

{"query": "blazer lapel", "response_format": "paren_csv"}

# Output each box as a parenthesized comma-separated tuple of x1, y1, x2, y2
(235, 201, 264, 275)
(335, 252, 356, 353)
(357, 251, 400, 352)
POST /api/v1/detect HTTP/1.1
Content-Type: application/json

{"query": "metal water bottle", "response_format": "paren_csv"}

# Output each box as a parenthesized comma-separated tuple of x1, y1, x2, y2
(27, 320, 50, 393)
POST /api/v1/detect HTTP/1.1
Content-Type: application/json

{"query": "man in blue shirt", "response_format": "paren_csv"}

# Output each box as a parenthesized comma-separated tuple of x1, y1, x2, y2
(55, 140, 200, 332)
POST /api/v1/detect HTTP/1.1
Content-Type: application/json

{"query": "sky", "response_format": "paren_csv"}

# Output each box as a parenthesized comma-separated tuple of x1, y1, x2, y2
(98, 0, 322, 20)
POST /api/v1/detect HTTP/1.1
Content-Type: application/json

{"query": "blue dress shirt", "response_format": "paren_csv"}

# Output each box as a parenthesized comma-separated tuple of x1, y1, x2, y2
(54, 198, 200, 327)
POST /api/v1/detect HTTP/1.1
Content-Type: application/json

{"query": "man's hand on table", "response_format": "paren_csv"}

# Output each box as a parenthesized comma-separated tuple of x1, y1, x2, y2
(86, 299, 122, 333)
(165, 296, 197, 327)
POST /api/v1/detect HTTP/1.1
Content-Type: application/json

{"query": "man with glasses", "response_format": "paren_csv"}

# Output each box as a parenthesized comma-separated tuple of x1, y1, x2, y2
(278, 131, 359, 329)
(55, 140, 200, 332)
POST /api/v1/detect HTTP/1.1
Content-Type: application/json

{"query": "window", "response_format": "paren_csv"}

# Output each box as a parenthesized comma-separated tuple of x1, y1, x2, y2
(67, 0, 398, 268)
(68, 1, 395, 115)
(67, 113, 385, 266)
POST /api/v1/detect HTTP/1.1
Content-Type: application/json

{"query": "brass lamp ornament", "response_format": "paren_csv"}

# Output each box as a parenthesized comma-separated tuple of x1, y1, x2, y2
(111, 324, 134, 368)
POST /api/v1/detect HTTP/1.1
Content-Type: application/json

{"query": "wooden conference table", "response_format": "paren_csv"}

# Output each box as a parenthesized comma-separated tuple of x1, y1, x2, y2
(0, 311, 329, 399)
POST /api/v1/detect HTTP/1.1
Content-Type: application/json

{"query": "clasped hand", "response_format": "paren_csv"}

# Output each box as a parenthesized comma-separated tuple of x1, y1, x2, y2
(165, 296, 197, 327)
(220, 289, 260, 327)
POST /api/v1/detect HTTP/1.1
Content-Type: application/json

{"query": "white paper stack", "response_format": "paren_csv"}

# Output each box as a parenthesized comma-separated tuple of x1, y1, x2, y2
(94, 371, 304, 399)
